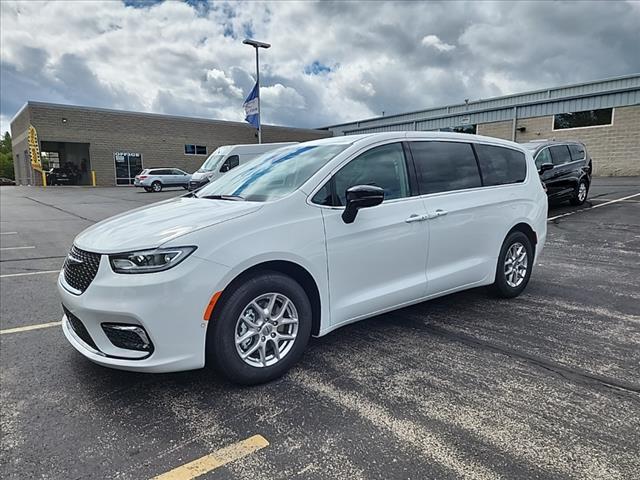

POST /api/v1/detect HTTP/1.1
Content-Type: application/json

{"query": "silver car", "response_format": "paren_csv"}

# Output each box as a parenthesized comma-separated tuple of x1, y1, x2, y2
(134, 168, 191, 192)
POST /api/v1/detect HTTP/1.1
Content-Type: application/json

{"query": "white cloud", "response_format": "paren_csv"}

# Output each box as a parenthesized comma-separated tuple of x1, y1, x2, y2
(0, 0, 638, 135)
(421, 34, 456, 52)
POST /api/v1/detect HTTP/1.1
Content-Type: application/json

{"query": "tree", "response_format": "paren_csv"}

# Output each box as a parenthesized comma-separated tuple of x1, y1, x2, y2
(0, 131, 15, 180)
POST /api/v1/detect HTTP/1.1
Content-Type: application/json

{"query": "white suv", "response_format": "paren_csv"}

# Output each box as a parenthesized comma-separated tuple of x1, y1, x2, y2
(134, 168, 191, 192)
(58, 132, 547, 384)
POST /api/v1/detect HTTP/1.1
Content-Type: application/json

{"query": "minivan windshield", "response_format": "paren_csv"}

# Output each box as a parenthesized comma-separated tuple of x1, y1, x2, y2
(194, 144, 347, 202)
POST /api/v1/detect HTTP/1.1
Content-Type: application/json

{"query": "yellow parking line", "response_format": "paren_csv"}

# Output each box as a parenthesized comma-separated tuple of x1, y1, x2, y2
(152, 435, 269, 480)
(0, 321, 61, 335)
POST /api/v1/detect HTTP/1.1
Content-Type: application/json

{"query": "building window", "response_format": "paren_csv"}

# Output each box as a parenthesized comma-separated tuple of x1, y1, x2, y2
(553, 108, 613, 130)
(184, 144, 207, 155)
(439, 125, 477, 134)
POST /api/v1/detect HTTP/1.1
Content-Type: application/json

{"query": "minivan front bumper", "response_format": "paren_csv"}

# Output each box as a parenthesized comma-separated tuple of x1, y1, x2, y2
(58, 253, 230, 372)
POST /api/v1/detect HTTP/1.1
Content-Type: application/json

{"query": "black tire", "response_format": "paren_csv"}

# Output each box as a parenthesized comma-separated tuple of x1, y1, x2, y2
(491, 231, 534, 298)
(570, 179, 588, 206)
(182, 185, 189, 190)
(206, 271, 312, 385)
(144, 187, 152, 192)
(151, 181, 162, 192)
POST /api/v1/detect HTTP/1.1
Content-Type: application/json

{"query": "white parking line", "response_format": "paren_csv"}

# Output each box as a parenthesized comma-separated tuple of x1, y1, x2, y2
(0, 246, 36, 251)
(0, 321, 61, 335)
(548, 192, 640, 222)
(0, 232, 18, 235)
(0, 270, 60, 279)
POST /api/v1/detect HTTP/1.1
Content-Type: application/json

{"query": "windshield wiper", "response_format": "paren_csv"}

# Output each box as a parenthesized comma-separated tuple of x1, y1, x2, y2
(198, 194, 245, 201)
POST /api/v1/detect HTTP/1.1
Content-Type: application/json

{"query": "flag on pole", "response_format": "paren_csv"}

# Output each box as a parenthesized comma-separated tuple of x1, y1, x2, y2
(243, 83, 259, 128)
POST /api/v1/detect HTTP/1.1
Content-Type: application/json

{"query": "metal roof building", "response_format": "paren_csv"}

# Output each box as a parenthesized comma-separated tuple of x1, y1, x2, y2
(323, 74, 640, 176)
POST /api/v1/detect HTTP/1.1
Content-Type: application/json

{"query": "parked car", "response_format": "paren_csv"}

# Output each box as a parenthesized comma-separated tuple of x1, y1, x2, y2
(58, 132, 547, 384)
(188, 142, 297, 190)
(521, 140, 592, 205)
(0, 177, 16, 186)
(47, 165, 79, 186)
(134, 168, 191, 192)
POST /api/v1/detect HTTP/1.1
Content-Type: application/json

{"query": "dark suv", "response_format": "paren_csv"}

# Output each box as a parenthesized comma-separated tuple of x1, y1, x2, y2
(521, 140, 592, 205)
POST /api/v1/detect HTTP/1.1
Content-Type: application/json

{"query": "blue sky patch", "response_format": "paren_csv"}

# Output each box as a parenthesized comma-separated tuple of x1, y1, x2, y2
(304, 61, 332, 76)
(122, 0, 164, 8)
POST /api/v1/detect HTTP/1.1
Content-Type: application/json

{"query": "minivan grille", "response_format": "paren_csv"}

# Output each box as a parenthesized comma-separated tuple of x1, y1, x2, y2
(63, 246, 101, 294)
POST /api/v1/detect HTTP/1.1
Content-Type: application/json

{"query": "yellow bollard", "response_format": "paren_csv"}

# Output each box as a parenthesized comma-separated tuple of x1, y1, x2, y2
(41, 170, 47, 188)
(91, 170, 96, 187)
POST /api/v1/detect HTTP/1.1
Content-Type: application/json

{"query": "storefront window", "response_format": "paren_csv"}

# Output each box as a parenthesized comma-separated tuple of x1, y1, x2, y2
(114, 152, 143, 185)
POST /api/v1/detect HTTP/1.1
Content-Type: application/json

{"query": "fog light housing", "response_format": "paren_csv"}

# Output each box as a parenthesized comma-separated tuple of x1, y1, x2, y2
(102, 324, 154, 353)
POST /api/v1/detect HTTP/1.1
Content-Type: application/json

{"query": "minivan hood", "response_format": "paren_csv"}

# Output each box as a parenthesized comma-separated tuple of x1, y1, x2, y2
(74, 197, 262, 254)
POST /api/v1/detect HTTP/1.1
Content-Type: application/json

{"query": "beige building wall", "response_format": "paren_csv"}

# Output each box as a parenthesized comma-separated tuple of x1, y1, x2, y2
(476, 120, 512, 140)
(477, 105, 640, 176)
(11, 103, 332, 186)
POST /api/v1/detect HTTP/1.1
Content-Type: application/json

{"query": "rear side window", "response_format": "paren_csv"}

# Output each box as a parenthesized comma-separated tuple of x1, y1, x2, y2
(549, 145, 572, 166)
(474, 144, 526, 186)
(568, 144, 585, 161)
(409, 141, 481, 194)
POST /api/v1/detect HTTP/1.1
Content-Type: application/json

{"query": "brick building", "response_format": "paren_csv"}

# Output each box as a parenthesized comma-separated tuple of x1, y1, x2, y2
(10, 102, 331, 186)
(325, 74, 640, 176)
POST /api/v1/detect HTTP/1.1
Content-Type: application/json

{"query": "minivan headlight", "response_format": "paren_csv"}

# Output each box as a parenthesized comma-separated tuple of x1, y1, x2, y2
(109, 246, 196, 274)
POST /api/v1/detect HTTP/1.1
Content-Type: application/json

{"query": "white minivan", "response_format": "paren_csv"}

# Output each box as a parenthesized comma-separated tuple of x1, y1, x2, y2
(188, 142, 297, 190)
(58, 132, 547, 384)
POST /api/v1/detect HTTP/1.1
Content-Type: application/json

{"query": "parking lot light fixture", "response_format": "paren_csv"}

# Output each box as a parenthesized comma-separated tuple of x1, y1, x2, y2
(243, 38, 271, 144)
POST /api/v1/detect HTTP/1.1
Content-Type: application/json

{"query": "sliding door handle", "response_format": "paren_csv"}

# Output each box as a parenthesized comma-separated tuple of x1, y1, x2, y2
(427, 209, 448, 219)
(405, 214, 428, 223)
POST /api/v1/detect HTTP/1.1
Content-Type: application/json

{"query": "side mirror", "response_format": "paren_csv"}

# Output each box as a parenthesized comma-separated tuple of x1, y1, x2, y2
(538, 163, 554, 174)
(342, 185, 384, 224)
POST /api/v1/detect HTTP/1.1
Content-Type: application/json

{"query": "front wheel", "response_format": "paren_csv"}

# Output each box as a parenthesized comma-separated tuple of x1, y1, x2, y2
(206, 272, 312, 385)
(570, 180, 588, 206)
(491, 231, 534, 298)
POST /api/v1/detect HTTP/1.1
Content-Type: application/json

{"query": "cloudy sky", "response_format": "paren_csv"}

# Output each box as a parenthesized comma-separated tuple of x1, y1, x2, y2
(1, 0, 639, 134)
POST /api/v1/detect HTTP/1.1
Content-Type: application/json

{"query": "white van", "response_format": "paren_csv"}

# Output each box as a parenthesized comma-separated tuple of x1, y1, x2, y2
(188, 142, 297, 190)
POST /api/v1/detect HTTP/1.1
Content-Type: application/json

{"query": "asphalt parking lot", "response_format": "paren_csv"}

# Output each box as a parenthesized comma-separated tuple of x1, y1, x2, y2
(1, 179, 639, 480)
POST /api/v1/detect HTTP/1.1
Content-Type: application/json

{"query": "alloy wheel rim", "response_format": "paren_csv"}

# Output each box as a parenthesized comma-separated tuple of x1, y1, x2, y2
(153, 183, 161, 191)
(578, 183, 587, 201)
(235, 293, 299, 368)
(504, 242, 528, 288)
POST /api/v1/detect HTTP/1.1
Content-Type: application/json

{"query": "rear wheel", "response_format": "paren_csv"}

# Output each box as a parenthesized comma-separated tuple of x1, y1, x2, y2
(570, 179, 588, 206)
(206, 271, 312, 385)
(491, 231, 533, 298)
(151, 181, 162, 192)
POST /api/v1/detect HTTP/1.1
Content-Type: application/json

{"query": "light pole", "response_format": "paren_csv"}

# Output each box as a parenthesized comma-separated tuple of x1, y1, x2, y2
(243, 38, 271, 143)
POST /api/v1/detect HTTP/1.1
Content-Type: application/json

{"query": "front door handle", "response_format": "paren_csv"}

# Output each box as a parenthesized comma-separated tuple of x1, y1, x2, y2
(427, 209, 448, 219)
(405, 214, 428, 223)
